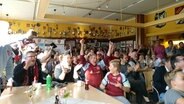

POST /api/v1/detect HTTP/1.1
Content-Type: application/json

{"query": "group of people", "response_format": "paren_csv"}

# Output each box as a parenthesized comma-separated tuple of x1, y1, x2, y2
(0, 20, 184, 104)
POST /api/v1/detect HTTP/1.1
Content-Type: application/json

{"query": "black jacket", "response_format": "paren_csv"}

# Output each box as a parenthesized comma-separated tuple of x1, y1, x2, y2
(153, 66, 167, 94)
(13, 59, 44, 86)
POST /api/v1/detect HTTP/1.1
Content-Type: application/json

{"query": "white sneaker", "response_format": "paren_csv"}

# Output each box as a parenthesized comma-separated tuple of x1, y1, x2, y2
(143, 96, 150, 102)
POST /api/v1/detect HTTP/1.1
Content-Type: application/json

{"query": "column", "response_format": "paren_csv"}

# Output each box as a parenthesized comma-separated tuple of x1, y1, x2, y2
(136, 14, 145, 45)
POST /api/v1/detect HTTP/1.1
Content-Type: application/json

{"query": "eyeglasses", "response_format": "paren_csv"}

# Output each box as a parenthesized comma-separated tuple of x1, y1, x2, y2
(27, 56, 36, 58)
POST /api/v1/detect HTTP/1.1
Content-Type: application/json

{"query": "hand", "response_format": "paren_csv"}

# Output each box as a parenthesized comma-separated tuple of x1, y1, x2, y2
(80, 39, 85, 44)
(7, 78, 13, 87)
(50, 45, 54, 50)
(109, 41, 113, 48)
(134, 64, 140, 71)
(26, 29, 35, 39)
(115, 82, 122, 89)
(62, 68, 69, 73)
(24, 57, 35, 69)
(127, 67, 134, 72)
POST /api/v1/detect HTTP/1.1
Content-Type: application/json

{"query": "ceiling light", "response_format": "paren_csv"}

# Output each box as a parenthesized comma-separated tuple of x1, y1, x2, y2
(176, 0, 179, 1)
(97, 6, 101, 10)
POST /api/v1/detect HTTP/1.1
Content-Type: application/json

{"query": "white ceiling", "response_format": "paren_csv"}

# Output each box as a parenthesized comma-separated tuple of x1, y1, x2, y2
(0, 0, 184, 22)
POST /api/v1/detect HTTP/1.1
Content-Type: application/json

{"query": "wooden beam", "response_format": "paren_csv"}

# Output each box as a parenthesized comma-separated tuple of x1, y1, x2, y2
(144, 13, 184, 27)
(44, 14, 144, 27)
(36, 0, 50, 19)
(146, 27, 184, 36)
(49, 3, 136, 16)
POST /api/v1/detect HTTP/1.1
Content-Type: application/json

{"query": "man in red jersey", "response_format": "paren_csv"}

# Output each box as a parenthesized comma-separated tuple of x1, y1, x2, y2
(79, 39, 103, 88)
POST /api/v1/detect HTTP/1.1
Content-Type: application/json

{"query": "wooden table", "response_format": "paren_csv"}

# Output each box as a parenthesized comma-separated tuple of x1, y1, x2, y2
(0, 83, 123, 104)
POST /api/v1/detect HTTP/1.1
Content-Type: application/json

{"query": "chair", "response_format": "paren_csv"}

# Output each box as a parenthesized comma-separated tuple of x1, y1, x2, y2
(152, 82, 165, 104)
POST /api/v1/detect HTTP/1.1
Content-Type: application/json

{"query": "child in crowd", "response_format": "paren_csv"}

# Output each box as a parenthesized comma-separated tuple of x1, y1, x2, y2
(164, 69, 184, 104)
(100, 59, 130, 104)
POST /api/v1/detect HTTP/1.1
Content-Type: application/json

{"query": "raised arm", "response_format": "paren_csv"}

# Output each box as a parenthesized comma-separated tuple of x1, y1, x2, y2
(107, 41, 114, 56)
(39, 47, 52, 63)
(80, 39, 85, 55)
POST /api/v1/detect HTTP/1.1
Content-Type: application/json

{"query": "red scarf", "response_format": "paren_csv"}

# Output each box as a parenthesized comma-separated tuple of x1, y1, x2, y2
(22, 71, 29, 86)
(34, 63, 39, 81)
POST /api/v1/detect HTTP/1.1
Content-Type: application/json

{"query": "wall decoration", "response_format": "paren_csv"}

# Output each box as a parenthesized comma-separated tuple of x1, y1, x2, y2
(33, 38, 65, 53)
(31, 24, 35, 28)
(154, 11, 167, 28)
(26, 23, 30, 27)
(43, 26, 46, 30)
(175, 5, 184, 24)
(3, 19, 136, 39)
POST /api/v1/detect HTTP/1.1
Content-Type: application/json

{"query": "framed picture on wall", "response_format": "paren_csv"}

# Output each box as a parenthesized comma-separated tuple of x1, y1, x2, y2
(120, 41, 126, 47)
(95, 42, 101, 47)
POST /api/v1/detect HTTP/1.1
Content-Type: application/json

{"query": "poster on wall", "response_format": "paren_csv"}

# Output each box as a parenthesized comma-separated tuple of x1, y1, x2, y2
(154, 11, 167, 28)
(34, 38, 65, 53)
(175, 5, 184, 24)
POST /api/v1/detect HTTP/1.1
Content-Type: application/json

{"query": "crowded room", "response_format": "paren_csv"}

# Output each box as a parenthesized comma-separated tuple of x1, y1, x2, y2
(0, 0, 184, 104)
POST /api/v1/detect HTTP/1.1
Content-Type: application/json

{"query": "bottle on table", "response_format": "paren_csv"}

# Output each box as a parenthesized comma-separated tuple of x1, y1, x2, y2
(46, 74, 52, 90)
(85, 79, 89, 90)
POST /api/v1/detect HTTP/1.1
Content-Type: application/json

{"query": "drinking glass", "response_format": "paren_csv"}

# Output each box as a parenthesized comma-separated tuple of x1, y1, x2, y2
(26, 86, 37, 104)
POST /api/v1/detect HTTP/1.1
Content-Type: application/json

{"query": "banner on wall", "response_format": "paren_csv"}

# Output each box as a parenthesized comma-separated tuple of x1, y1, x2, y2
(175, 5, 184, 24)
(34, 38, 65, 53)
(154, 11, 167, 28)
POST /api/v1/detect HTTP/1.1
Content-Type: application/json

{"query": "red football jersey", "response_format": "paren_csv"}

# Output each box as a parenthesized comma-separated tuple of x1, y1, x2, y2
(84, 64, 103, 88)
(105, 73, 124, 96)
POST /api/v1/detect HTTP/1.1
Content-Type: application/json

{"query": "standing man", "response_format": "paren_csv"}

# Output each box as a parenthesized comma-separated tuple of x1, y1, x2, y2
(153, 40, 166, 67)
(165, 40, 176, 56)
(0, 21, 34, 93)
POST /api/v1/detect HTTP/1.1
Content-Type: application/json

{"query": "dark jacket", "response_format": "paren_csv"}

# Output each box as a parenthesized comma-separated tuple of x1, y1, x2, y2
(153, 66, 167, 94)
(13, 59, 44, 86)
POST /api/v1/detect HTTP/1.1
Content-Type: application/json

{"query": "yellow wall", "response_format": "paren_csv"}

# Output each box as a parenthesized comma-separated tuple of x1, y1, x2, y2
(144, 3, 184, 47)
(0, 19, 136, 39)
(145, 3, 184, 37)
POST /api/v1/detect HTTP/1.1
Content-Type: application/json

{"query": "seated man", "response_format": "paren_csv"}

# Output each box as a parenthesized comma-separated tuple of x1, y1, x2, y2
(164, 69, 184, 104)
(127, 49, 150, 104)
(152, 56, 173, 102)
(13, 51, 43, 86)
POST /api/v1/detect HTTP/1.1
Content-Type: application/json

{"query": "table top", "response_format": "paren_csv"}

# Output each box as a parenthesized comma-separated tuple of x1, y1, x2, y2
(0, 83, 123, 104)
